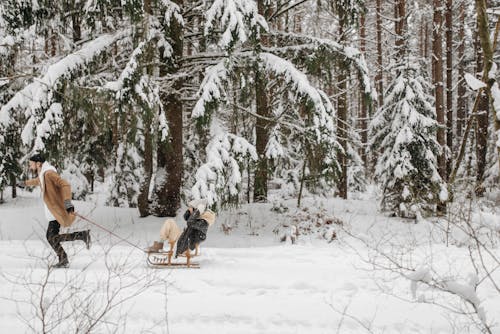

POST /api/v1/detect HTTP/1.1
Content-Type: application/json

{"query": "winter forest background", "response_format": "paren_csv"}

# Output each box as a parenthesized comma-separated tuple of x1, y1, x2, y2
(0, 0, 500, 333)
(0, 0, 499, 217)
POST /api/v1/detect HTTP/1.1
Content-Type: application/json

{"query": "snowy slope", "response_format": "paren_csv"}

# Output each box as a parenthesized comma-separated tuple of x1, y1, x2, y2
(0, 187, 499, 333)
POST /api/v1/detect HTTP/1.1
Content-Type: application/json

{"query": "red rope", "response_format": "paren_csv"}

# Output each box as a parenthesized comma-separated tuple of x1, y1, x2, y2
(74, 212, 146, 253)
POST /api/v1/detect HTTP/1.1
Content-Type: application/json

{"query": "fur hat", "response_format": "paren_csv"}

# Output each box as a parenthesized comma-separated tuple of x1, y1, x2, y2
(188, 199, 208, 213)
(200, 209, 216, 226)
(29, 154, 46, 163)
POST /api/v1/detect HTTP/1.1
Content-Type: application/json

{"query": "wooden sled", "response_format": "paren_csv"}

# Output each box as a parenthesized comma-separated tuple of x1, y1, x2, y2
(146, 250, 200, 269)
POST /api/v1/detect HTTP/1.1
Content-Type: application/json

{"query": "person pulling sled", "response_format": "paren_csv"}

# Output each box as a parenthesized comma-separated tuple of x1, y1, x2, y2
(19, 154, 91, 268)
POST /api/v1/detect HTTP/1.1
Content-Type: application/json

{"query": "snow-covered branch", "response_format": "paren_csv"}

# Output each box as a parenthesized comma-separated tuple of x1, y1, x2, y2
(0, 30, 128, 145)
(268, 31, 377, 100)
(191, 120, 257, 206)
(204, 0, 268, 49)
(160, 0, 185, 26)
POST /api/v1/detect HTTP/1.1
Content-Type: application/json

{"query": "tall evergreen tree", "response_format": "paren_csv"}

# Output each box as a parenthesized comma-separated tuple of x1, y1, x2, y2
(371, 60, 446, 218)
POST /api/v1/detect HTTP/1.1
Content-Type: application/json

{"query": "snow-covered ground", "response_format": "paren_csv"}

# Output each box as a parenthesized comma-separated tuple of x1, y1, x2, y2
(0, 187, 499, 333)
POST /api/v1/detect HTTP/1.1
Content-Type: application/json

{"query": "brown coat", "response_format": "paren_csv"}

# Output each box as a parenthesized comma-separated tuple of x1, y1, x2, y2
(26, 171, 76, 227)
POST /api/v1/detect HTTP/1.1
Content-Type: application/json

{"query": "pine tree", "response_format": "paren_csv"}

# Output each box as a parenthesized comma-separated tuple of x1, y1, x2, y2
(371, 60, 446, 218)
(1, 0, 376, 214)
(192, 0, 374, 206)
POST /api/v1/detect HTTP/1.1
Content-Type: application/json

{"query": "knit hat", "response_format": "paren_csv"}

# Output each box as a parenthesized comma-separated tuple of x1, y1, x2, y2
(29, 154, 46, 163)
(188, 199, 208, 213)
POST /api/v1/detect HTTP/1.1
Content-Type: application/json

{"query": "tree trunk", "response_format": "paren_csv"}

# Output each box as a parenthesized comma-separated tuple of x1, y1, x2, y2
(474, 17, 488, 193)
(376, 0, 384, 107)
(153, 0, 184, 216)
(433, 0, 446, 182)
(475, 90, 489, 192)
(445, 0, 453, 179)
(10, 174, 16, 199)
(474, 0, 495, 193)
(420, 18, 425, 58)
(72, 2, 81, 43)
(138, 108, 154, 217)
(359, 12, 368, 170)
(253, 0, 272, 202)
(337, 64, 348, 199)
(337, 14, 348, 199)
(253, 65, 270, 202)
(456, 0, 467, 141)
(137, 0, 154, 217)
(395, 0, 406, 58)
(424, 21, 430, 59)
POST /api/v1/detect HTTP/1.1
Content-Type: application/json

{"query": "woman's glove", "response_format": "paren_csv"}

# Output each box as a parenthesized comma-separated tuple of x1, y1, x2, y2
(64, 199, 74, 213)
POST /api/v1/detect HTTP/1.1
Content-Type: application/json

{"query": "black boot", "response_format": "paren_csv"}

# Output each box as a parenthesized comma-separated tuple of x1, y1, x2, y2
(75, 230, 91, 249)
(82, 230, 91, 250)
(52, 257, 69, 269)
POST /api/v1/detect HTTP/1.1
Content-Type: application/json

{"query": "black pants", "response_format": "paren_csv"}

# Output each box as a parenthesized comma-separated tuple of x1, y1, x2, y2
(46, 220, 85, 262)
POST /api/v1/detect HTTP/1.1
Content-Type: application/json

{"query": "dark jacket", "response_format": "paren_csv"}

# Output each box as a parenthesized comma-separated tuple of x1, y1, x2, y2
(176, 210, 209, 257)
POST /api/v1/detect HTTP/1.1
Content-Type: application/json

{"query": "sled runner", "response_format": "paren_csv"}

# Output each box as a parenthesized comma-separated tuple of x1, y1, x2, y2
(146, 250, 200, 269)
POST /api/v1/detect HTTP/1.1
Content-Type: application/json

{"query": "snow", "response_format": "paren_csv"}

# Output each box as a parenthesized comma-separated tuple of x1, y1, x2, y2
(261, 52, 328, 117)
(439, 185, 448, 202)
(161, 0, 184, 27)
(408, 266, 431, 298)
(371, 63, 444, 217)
(33, 102, 63, 151)
(492, 82, 500, 121)
(191, 120, 257, 206)
(192, 61, 228, 118)
(0, 186, 498, 333)
(488, 62, 497, 80)
(464, 73, 486, 91)
(204, 0, 268, 49)
(265, 126, 285, 159)
(0, 30, 127, 131)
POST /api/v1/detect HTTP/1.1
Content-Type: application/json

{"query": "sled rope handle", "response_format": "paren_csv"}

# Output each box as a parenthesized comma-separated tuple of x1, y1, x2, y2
(73, 212, 146, 253)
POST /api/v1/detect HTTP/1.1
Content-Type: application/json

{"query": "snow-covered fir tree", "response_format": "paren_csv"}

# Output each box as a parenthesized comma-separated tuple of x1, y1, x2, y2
(190, 0, 375, 206)
(370, 60, 447, 218)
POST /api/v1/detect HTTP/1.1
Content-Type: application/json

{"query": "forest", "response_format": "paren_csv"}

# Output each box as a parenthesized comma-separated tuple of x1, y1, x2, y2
(0, 0, 499, 218)
(1, 1, 500, 333)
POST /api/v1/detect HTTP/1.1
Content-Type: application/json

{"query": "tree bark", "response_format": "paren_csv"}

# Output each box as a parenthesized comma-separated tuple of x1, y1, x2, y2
(424, 21, 429, 59)
(137, 106, 153, 217)
(137, 0, 154, 217)
(456, 0, 467, 141)
(445, 0, 453, 179)
(253, 65, 270, 202)
(10, 174, 16, 199)
(474, 20, 488, 193)
(395, 0, 406, 58)
(433, 0, 446, 182)
(337, 12, 348, 199)
(154, 0, 184, 216)
(474, 0, 496, 192)
(359, 12, 368, 170)
(337, 64, 348, 199)
(253, 0, 272, 202)
(376, 0, 384, 107)
(71, 0, 81, 43)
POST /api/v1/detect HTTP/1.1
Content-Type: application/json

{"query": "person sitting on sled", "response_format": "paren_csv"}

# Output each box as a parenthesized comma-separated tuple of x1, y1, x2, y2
(175, 199, 216, 258)
(146, 199, 215, 255)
